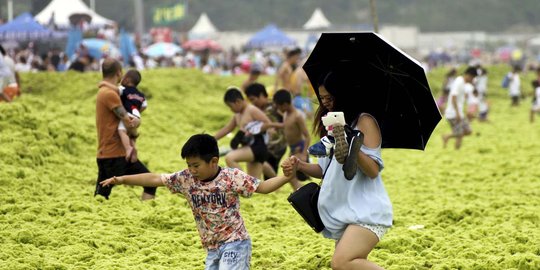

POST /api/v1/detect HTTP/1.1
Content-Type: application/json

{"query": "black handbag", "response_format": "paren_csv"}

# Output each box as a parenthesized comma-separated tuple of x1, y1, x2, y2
(287, 182, 325, 232)
(287, 157, 332, 233)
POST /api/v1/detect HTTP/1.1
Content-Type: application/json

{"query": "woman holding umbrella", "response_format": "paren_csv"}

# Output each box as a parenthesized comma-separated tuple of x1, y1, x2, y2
(284, 71, 392, 270)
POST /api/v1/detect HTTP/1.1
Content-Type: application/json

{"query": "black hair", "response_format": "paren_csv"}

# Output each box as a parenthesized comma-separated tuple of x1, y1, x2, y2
(181, 134, 219, 163)
(123, 69, 142, 86)
(245, 83, 268, 98)
(464, 66, 478, 77)
(273, 89, 292, 105)
(102, 58, 122, 78)
(287, 47, 302, 58)
(313, 71, 363, 138)
(224, 87, 244, 103)
(0, 44, 5, 56)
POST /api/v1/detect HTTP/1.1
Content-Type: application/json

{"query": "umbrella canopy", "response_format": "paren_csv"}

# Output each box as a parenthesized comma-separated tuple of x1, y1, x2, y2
(79, 38, 120, 59)
(245, 24, 296, 49)
(143, 42, 182, 58)
(303, 32, 441, 150)
(0, 12, 56, 41)
(182, 39, 222, 52)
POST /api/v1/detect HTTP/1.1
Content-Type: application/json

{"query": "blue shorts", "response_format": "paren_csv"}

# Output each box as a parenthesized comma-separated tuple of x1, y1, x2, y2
(205, 239, 252, 270)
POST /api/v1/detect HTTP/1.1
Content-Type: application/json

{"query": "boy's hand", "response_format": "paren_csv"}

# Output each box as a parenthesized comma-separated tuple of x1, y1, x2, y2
(100, 176, 123, 187)
(282, 156, 299, 177)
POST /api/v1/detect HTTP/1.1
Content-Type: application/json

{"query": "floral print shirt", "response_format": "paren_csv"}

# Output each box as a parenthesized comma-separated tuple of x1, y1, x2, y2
(161, 167, 260, 250)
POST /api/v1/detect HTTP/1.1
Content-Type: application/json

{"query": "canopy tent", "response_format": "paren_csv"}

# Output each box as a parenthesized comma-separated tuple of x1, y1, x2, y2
(188, 13, 218, 39)
(303, 8, 331, 30)
(35, 0, 115, 28)
(0, 12, 57, 40)
(245, 24, 296, 49)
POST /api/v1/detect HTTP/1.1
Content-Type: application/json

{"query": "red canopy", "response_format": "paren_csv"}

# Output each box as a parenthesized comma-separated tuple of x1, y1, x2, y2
(182, 39, 222, 52)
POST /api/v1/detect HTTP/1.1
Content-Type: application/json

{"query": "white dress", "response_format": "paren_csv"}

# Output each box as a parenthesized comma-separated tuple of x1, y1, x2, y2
(317, 115, 393, 240)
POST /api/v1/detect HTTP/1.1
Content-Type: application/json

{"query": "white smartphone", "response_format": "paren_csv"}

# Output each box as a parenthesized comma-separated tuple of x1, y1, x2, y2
(321, 112, 346, 127)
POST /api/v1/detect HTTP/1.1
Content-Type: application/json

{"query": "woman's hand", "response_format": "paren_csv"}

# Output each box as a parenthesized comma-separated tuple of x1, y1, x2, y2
(282, 156, 300, 177)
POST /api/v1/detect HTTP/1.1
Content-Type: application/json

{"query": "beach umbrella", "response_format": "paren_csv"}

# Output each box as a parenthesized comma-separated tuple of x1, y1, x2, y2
(303, 32, 441, 150)
(143, 42, 182, 58)
(80, 38, 120, 59)
(182, 39, 222, 52)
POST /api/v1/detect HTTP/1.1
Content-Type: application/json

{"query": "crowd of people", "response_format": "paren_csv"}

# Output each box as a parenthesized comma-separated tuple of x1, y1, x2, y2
(438, 62, 540, 150)
(93, 56, 392, 269)
(5, 35, 540, 268)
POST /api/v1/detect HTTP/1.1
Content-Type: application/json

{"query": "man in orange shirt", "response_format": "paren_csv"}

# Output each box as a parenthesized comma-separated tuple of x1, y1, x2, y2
(94, 58, 156, 200)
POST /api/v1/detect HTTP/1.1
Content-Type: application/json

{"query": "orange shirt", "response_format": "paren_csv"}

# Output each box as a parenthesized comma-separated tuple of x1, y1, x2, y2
(96, 86, 124, 159)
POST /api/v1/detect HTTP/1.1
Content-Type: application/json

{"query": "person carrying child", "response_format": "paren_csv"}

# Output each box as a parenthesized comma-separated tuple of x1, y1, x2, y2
(100, 69, 147, 162)
(272, 89, 311, 190)
(214, 87, 272, 179)
(94, 59, 156, 200)
(99, 134, 295, 269)
(282, 71, 393, 270)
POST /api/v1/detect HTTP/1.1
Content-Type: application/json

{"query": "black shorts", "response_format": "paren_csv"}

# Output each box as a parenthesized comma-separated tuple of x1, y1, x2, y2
(265, 147, 286, 179)
(95, 157, 157, 199)
(249, 135, 269, 163)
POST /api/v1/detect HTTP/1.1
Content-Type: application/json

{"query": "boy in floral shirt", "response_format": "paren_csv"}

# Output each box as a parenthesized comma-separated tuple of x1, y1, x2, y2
(100, 134, 294, 269)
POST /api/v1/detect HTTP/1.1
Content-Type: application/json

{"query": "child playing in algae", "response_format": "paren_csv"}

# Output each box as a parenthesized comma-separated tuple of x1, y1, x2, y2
(272, 89, 311, 190)
(100, 134, 295, 269)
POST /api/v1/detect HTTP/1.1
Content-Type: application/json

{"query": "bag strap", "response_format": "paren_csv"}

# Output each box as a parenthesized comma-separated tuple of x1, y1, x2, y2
(320, 153, 333, 185)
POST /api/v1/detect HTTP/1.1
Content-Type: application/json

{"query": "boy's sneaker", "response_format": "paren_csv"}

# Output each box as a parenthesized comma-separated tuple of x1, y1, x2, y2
(333, 124, 348, 164)
(343, 131, 364, 180)
(308, 136, 335, 157)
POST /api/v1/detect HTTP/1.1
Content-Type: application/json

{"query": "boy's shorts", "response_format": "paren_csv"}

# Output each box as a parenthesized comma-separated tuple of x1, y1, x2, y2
(205, 239, 251, 270)
(448, 118, 471, 136)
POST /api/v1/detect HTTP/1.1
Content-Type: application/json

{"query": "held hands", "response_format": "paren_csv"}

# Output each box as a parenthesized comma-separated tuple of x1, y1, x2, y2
(100, 176, 123, 187)
(281, 156, 300, 178)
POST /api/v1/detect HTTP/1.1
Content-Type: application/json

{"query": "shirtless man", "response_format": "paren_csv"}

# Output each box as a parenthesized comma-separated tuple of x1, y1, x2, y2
(272, 89, 310, 190)
(214, 87, 272, 179)
(274, 48, 301, 92)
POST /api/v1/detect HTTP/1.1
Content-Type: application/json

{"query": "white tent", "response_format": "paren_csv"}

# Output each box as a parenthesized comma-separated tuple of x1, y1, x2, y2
(35, 0, 114, 28)
(303, 8, 331, 30)
(189, 13, 218, 39)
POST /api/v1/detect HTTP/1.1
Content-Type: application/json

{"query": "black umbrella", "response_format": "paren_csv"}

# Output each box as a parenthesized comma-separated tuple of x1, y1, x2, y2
(303, 32, 441, 150)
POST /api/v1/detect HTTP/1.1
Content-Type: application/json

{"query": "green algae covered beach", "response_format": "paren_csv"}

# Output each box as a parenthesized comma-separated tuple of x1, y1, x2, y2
(0, 67, 539, 269)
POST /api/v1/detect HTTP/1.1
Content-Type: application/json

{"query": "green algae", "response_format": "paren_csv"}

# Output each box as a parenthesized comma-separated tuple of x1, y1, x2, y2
(0, 67, 539, 269)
